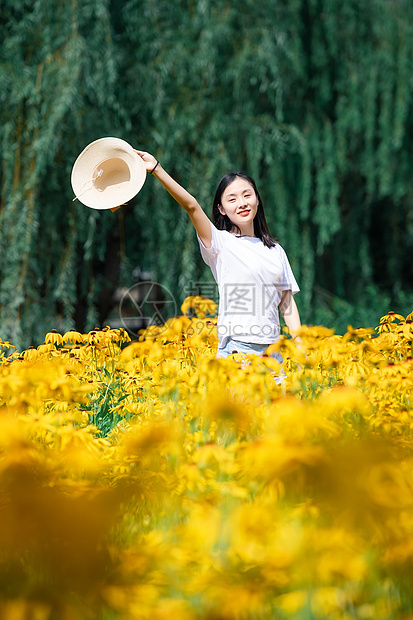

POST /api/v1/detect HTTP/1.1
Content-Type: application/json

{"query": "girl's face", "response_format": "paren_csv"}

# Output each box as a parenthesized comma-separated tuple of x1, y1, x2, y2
(218, 177, 259, 234)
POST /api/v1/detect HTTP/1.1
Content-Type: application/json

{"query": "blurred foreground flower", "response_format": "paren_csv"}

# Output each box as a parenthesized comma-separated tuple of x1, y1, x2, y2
(0, 307, 411, 619)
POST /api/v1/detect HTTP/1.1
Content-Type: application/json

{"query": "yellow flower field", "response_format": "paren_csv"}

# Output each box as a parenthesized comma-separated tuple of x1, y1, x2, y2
(0, 301, 412, 619)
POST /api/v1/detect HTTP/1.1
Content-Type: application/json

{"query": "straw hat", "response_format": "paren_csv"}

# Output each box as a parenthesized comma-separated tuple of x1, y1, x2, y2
(71, 137, 146, 210)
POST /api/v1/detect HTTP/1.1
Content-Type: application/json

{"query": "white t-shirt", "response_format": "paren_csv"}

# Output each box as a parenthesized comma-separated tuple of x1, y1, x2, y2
(198, 222, 299, 346)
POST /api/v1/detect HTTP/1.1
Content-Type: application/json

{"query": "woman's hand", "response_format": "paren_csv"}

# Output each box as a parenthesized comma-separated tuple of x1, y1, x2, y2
(134, 149, 158, 173)
(110, 150, 156, 212)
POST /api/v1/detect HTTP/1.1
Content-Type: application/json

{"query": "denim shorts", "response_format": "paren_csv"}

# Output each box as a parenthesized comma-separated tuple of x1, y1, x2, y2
(216, 337, 283, 365)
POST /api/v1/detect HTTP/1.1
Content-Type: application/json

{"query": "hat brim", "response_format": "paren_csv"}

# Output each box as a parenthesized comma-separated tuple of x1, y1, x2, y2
(71, 137, 146, 210)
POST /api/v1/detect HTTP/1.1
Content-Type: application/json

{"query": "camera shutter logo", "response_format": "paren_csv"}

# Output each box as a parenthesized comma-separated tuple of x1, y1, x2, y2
(119, 282, 177, 337)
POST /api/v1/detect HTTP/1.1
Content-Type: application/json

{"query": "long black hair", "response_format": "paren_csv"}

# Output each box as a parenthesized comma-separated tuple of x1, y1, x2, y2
(212, 172, 277, 248)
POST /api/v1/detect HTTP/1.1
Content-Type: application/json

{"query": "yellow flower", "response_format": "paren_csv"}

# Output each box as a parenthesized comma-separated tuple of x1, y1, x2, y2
(202, 393, 253, 436)
(22, 347, 39, 361)
(274, 590, 308, 614)
(377, 311, 406, 333)
(37, 343, 55, 354)
(3, 301, 413, 617)
(181, 296, 217, 319)
(44, 330, 64, 346)
(62, 329, 85, 344)
(397, 320, 413, 340)
(0, 339, 15, 350)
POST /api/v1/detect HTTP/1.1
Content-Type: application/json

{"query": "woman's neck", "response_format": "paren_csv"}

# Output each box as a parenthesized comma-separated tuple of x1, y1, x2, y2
(231, 223, 255, 237)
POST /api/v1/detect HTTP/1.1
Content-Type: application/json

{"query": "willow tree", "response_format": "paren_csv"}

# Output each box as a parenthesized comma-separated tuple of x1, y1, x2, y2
(1, 0, 412, 348)
(115, 0, 413, 330)
(0, 0, 125, 347)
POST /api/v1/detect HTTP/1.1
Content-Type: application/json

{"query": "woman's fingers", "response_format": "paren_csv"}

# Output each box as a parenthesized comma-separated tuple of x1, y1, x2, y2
(133, 149, 157, 171)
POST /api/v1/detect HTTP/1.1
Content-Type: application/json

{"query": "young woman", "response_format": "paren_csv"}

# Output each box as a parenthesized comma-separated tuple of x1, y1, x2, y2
(134, 150, 301, 359)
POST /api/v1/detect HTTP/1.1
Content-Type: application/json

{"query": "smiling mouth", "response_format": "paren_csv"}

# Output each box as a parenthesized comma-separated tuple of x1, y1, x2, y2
(238, 210, 250, 216)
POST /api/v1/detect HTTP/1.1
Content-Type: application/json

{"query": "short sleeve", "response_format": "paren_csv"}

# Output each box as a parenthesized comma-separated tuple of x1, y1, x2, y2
(278, 245, 300, 294)
(197, 222, 224, 267)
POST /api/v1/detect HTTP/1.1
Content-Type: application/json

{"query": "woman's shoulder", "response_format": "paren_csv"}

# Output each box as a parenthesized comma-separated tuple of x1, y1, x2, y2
(210, 224, 240, 244)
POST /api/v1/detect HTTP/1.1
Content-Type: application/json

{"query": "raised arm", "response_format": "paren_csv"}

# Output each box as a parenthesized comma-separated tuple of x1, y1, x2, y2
(135, 150, 212, 248)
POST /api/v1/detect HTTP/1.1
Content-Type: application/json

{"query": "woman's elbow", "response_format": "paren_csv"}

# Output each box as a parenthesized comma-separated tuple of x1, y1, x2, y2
(184, 199, 201, 214)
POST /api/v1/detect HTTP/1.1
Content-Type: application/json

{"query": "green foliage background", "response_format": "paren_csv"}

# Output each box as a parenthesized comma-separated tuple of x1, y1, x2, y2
(1, 0, 413, 348)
